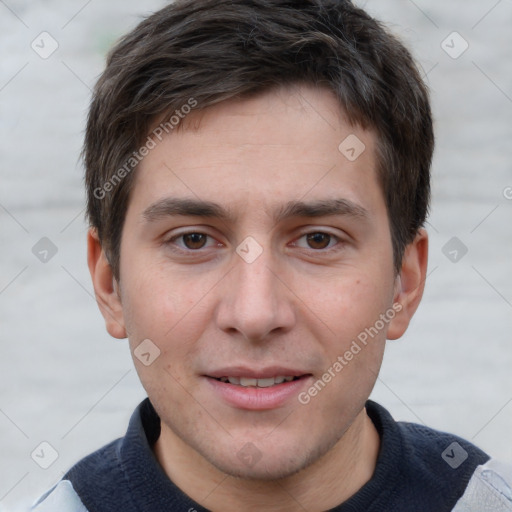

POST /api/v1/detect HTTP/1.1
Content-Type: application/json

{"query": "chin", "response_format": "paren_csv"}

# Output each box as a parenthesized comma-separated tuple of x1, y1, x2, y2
(210, 456, 309, 481)
(201, 434, 337, 482)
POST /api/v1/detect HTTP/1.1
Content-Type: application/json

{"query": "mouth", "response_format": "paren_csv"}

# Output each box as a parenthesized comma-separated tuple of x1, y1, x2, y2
(212, 375, 304, 388)
(204, 369, 312, 410)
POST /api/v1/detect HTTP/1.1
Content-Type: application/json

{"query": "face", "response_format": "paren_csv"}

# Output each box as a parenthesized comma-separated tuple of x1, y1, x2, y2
(91, 85, 423, 480)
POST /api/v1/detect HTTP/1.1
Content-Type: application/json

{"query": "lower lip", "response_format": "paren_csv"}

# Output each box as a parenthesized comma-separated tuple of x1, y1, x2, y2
(205, 377, 311, 410)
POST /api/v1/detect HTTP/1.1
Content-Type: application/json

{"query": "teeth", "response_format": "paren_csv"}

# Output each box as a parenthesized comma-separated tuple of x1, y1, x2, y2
(240, 377, 258, 387)
(218, 376, 297, 387)
(256, 378, 276, 388)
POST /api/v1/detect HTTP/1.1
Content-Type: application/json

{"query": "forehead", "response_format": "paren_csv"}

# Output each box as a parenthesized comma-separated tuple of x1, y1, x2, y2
(130, 84, 383, 219)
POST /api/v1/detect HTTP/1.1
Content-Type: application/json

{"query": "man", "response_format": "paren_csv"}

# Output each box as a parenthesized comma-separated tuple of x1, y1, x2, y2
(33, 0, 512, 510)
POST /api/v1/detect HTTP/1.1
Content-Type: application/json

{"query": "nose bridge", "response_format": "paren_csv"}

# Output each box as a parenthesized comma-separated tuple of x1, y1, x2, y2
(216, 245, 295, 341)
(237, 249, 276, 303)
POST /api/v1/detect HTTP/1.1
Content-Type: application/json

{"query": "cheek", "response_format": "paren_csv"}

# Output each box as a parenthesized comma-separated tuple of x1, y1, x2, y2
(120, 267, 175, 347)
(314, 277, 389, 401)
(122, 272, 204, 399)
(314, 271, 393, 329)
(121, 259, 213, 368)
(122, 253, 183, 323)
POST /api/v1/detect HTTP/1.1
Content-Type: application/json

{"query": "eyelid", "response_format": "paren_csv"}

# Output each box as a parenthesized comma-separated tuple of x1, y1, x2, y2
(164, 228, 223, 251)
(162, 226, 349, 254)
(290, 228, 346, 251)
(295, 226, 347, 239)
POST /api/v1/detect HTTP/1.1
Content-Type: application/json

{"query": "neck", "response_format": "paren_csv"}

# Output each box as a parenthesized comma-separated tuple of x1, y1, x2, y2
(154, 407, 380, 512)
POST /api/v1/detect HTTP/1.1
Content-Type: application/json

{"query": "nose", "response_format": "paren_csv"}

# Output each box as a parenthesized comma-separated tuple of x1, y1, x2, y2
(215, 248, 296, 342)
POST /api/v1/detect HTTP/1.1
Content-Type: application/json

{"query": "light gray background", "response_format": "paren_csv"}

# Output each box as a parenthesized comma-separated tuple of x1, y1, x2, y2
(1, 0, 511, 509)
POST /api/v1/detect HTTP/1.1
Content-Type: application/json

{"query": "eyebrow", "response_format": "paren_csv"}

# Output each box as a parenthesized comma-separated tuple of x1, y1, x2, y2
(143, 198, 232, 222)
(274, 198, 368, 223)
(142, 197, 369, 224)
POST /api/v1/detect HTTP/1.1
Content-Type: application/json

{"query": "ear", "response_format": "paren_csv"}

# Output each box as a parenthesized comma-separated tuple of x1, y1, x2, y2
(387, 228, 428, 340)
(87, 228, 127, 339)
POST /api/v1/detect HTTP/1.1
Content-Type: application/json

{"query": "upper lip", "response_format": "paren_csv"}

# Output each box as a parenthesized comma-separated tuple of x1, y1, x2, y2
(205, 366, 311, 379)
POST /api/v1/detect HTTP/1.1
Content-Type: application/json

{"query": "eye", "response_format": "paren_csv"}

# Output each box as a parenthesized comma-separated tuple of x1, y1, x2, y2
(293, 231, 340, 250)
(181, 233, 208, 250)
(305, 232, 334, 250)
(166, 231, 219, 251)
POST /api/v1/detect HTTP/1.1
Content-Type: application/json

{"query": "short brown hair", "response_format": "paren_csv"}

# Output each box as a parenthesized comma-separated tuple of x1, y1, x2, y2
(85, 0, 434, 280)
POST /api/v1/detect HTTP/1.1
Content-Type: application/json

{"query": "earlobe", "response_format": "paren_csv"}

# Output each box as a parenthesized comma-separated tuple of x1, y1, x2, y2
(387, 228, 429, 340)
(87, 228, 127, 339)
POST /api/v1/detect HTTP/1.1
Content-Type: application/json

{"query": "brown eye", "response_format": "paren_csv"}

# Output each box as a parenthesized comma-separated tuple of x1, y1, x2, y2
(306, 233, 332, 249)
(182, 233, 208, 249)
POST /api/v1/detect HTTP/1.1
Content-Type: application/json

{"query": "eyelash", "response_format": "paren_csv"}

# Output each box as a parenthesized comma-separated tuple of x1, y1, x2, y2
(165, 231, 221, 252)
(164, 230, 344, 254)
(291, 231, 341, 251)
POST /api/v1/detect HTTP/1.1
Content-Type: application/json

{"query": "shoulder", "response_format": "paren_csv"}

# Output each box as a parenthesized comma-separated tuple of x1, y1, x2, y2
(368, 400, 489, 478)
(365, 401, 491, 510)
(396, 417, 490, 498)
(32, 400, 158, 512)
(452, 458, 512, 511)
(397, 419, 488, 473)
(30, 435, 135, 512)
(64, 436, 124, 482)
(31, 480, 89, 512)
(386, 424, 512, 512)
